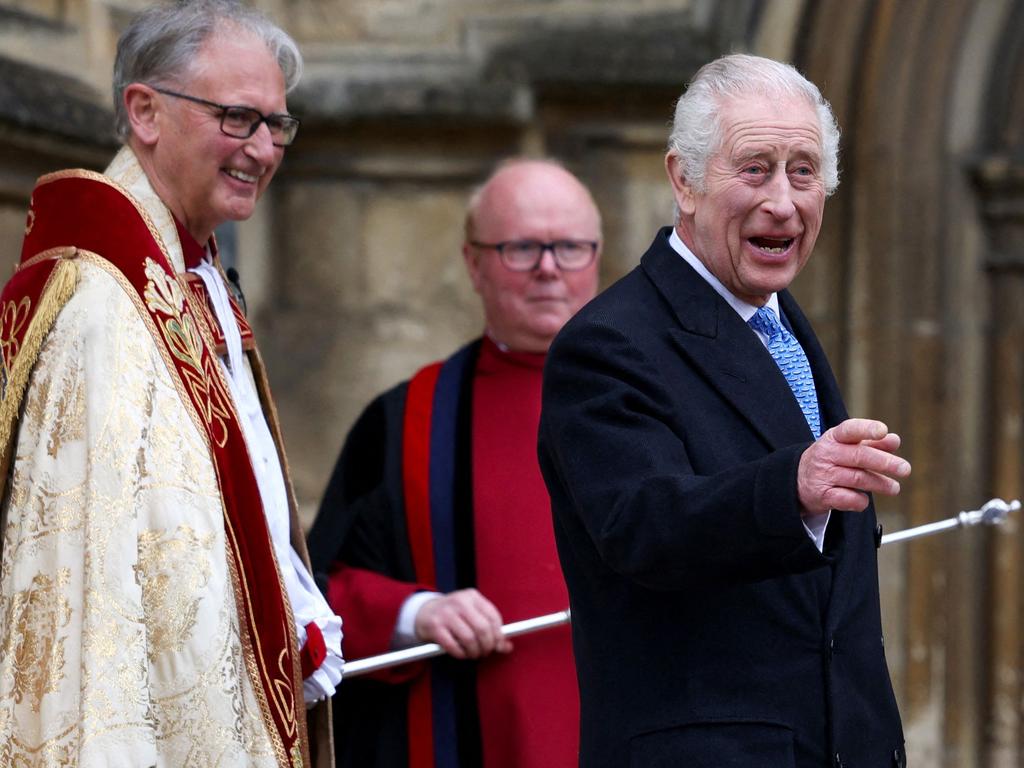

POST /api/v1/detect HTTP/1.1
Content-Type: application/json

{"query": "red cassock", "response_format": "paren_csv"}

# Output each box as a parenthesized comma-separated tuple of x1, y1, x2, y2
(473, 340, 579, 768)
(308, 336, 580, 768)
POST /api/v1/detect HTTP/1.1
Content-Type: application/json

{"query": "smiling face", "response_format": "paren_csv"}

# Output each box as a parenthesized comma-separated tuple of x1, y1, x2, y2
(463, 162, 601, 353)
(667, 93, 827, 306)
(130, 27, 287, 244)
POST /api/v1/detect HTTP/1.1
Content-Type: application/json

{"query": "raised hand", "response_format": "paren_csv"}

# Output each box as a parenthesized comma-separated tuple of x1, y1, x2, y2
(797, 418, 911, 515)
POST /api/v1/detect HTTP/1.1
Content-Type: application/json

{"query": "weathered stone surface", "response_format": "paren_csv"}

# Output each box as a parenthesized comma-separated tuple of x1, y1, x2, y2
(473, 11, 715, 86)
(293, 74, 532, 122)
(292, 7, 713, 121)
(0, 55, 114, 145)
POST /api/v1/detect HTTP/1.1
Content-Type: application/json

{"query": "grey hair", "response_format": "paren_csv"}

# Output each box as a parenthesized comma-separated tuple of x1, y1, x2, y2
(667, 53, 840, 196)
(112, 0, 303, 141)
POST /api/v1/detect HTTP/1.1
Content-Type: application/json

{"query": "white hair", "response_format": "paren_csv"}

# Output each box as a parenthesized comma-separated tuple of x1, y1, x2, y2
(667, 53, 840, 196)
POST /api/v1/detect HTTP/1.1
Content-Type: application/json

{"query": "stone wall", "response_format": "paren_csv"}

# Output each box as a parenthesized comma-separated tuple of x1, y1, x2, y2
(249, 0, 725, 503)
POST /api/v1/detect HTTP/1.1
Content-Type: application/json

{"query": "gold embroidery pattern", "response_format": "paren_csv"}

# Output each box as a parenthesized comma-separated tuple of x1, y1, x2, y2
(63, 254, 292, 765)
(4, 569, 72, 713)
(0, 735, 74, 768)
(0, 165, 284, 764)
(142, 258, 232, 447)
(0, 256, 79, 505)
(2, 484, 87, 556)
(135, 526, 216, 659)
(0, 296, 30, 405)
(0, 296, 30, 373)
(273, 643, 298, 738)
(15, 344, 86, 461)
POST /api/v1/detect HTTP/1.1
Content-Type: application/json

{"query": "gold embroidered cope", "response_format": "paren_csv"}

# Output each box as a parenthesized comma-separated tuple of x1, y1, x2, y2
(0, 148, 287, 766)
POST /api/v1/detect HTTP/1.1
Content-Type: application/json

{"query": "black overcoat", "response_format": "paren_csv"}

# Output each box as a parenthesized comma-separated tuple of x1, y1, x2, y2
(538, 228, 905, 768)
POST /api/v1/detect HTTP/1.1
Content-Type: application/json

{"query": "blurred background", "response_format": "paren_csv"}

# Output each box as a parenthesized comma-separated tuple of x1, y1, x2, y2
(0, 0, 1022, 764)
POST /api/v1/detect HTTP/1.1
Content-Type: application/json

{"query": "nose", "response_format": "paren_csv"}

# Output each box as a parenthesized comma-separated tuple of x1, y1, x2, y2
(535, 245, 560, 277)
(762, 169, 796, 220)
(244, 121, 278, 164)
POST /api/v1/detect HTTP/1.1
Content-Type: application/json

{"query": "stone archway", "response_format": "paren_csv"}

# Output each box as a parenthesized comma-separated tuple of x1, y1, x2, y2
(784, 1, 1024, 764)
(974, 2, 1024, 765)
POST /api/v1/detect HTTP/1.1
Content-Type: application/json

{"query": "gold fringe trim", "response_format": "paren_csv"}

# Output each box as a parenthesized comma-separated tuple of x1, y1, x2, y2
(0, 255, 79, 502)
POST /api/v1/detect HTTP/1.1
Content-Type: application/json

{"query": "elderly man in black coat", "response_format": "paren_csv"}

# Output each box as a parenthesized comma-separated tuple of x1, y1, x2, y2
(539, 53, 912, 768)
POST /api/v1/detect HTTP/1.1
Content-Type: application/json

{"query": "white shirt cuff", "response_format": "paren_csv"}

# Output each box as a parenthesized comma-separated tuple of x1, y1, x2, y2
(802, 510, 831, 552)
(301, 613, 344, 706)
(392, 591, 442, 649)
(285, 548, 344, 704)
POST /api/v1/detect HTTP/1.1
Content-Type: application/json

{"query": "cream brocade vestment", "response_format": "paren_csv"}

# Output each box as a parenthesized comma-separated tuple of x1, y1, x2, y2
(0, 148, 293, 766)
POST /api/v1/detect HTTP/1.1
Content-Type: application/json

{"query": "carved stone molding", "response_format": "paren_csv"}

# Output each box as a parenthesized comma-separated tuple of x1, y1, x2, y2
(974, 155, 1024, 271)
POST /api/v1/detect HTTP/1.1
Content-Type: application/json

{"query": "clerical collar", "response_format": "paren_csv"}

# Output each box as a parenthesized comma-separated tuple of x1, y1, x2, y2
(667, 228, 779, 322)
(479, 333, 546, 370)
(173, 216, 218, 269)
(485, 330, 511, 352)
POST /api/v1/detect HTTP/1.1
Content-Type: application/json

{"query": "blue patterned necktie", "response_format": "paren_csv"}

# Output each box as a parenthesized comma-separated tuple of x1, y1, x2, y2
(748, 306, 821, 438)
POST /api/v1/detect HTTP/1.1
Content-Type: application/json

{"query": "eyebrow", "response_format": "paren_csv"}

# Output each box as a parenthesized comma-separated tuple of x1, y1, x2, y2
(733, 146, 822, 167)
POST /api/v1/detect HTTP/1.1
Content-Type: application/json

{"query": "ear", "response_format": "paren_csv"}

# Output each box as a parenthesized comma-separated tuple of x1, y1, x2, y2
(665, 152, 697, 218)
(124, 83, 161, 146)
(462, 241, 483, 294)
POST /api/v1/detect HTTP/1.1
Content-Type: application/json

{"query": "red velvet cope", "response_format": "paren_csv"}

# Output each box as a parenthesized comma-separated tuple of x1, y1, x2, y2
(172, 216, 208, 269)
(471, 336, 580, 768)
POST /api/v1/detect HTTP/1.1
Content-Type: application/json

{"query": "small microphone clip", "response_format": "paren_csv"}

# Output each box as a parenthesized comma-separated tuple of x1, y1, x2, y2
(225, 267, 248, 316)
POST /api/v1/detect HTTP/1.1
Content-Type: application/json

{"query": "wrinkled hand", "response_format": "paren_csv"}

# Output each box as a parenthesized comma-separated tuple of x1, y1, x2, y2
(798, 418, 911, 516)
(414, 589, 513, 660)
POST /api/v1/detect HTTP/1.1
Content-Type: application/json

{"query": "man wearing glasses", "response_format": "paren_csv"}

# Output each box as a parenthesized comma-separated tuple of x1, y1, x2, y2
(0, 1, 337, 765)
(307, 159, 600, 768)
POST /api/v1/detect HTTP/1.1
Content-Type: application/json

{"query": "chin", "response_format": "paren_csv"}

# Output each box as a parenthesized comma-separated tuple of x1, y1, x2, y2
(221, 205, 257, 225)
(751, 267, 799, 294)
(531, 316, 568, 333)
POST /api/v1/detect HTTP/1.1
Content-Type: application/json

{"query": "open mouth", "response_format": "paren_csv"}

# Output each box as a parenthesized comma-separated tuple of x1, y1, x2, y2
(225, 168, 259, 184)
(749, 236, 794, 254)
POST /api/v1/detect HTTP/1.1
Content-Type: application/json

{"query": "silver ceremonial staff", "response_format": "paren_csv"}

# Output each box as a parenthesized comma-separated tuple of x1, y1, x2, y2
(341, 497, 1020, 679)
(343, 609, 572, 678)
(880, 497, 1019, 544)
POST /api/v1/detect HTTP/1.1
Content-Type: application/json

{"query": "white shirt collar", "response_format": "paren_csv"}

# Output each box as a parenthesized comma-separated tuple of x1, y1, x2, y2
(667, 228, 780, 322)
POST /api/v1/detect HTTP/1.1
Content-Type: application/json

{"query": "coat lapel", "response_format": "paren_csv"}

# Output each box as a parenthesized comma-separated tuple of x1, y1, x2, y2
(640, 230, 815, 452)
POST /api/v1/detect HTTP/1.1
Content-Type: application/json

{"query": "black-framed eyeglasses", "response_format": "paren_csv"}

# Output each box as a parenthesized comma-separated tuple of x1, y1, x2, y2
(469, 239, 599, 272)
(152, 86, 300, 147)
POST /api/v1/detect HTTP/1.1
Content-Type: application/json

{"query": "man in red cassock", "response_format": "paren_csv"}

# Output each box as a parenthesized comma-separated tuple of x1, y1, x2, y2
(307, 159, 602, 768)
